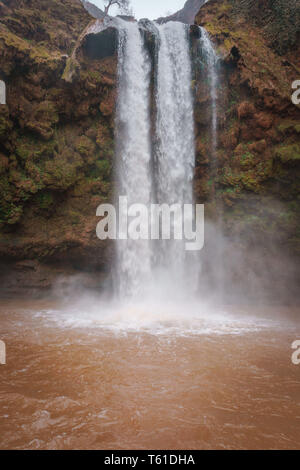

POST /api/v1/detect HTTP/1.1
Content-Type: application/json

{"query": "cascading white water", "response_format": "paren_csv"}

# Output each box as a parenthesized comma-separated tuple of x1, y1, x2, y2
(115, 20, 197, 299)
(115, 20, 152, 298)
(199, 28, 225, 302)
(154, 22, 197, 294)
(200, 27, 218, 157)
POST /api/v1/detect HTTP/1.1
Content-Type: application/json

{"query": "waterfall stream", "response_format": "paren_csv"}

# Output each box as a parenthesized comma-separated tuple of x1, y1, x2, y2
(199, 27, 225, 302)
(115, 19, 197, 299)
(115, 20, 153, 298)
(200, 27, 218, 159)
(154, 22, 197, 295)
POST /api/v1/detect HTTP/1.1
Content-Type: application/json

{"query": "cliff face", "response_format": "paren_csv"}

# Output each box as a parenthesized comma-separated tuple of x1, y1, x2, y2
(0, 0, 90, 50)
(81, 0, 105, 19)
(0, 0, 117, 292)
(0, 0, 299, 298)
(193, 0, 300, 299)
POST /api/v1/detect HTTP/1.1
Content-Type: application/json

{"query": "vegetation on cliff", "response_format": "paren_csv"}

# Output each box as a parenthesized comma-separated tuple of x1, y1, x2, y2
(231, 0, 300, 55)
(0, 0, 116, 269)
(0, 0, 299, 294)
(194, 0, 300, 255)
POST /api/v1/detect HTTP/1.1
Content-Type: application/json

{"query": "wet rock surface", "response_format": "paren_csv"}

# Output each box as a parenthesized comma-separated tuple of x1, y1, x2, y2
(193, 0, 300, 288)
(0, 0, 299, 300)
(0, 0, 116, 292)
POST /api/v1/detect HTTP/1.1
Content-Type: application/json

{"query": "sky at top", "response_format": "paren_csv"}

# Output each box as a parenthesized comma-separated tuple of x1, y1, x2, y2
(89, 0, 185, 20)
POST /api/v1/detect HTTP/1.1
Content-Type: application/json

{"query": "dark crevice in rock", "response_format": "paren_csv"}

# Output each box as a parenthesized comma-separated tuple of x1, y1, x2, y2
(81, 28, 118, 59)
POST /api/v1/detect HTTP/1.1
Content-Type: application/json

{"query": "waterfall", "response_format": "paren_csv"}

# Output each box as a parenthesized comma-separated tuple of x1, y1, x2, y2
(199, 28, 224, 302)
(154, 22, 197, 295)
(200, 27, 218, 159)
(114, 20, 197, 299)
(115, 20, 152, 298)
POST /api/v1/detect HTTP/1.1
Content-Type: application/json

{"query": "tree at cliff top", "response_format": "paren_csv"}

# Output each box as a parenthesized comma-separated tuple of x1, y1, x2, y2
(103, 0, 132, 17)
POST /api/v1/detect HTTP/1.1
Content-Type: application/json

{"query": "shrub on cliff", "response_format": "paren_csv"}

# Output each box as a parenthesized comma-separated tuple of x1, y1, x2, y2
(231, 0, 300, 54)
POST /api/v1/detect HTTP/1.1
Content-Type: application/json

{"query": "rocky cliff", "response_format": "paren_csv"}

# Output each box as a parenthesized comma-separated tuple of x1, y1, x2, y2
(0, 0, 299, 299)
(193, 0, 300, 300)
(81, 0, 105, 19)
(0, 0, 116, 293)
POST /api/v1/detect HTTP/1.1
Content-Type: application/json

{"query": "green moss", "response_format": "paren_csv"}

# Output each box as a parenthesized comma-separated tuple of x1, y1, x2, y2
(94, 159, 111, 179)
(219, 168, 241, 188)
(0, 112, 11, 139)
(82, 70, 102, 83)
(35, 101, 59, 126)
(275, 144, 300, 163)
(230, 0, 300, 54)
(96, 123, 114, 158)
(36, 191, 54, 209)
(15, 143, 31, 160)
(16, 137, 56, 162)
(204, 22, 226, 36)
(219, 3, 233, 13)
(240, 171, 261, 192)
(0, 27, 58, 65)
(224, 38, 235, 51)
(0, 203, 23, 225)
(219, 157, 272, 193)
(239, 152, 255, 169)
(277, 121, 300, 134)
(43, 151, 83, 189)
(68, 210, 81, 225)
(62, 57, 78, 82)
(256, 160, 273, 178)
(76, 135, 95, 157)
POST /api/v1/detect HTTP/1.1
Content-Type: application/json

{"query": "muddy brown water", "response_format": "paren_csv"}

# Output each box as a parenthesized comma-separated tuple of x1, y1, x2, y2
(0, 299, 299, 450)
